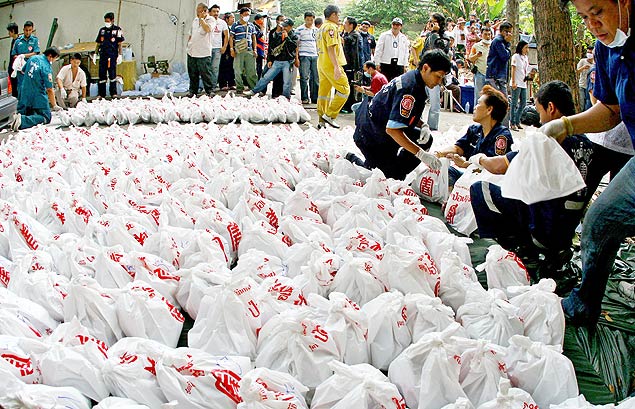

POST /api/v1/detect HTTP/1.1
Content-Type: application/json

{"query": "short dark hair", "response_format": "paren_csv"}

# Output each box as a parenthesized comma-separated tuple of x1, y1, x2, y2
(71, 52, 82, 60)
(315, 17, 323, 25)
(24, 20, 34, 28)
(7, 23, 18, 34)
(304, 11, 315, 18)
(418, 49, 452, 73)
(364, 60, 376, 70)
(345, 16, 357, 30)
(515, 40, 528, 54)
(456, 59, 465, 66)
(483, 19, 490, 25)
(480, 85, 509, 122)
(44, 47, 60, 58)
(210, 4, 220, 10)
(276, 14, 285, 22)
(536, 80, 576, 117)
(324, 5, 340, 19)
(499, 21, 513, 32)
(104, 12, 115, 21)
(239, 7, 250, 14)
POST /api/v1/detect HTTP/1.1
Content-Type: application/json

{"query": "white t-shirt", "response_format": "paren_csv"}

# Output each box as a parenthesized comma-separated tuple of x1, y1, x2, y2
(56, 64, 87, 91)
(511, 53, 529, 89)
(188, 16, 213, 57)
(587, 122, 635, 155)
(210, 18, 228, 49)
(453, 26, 467, 45)
(577, 58, 592, 88)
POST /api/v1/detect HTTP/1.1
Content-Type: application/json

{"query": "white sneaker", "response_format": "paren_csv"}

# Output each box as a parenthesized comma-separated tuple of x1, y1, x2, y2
(243, 90, 255, 97)
(321, 114, 340, 129)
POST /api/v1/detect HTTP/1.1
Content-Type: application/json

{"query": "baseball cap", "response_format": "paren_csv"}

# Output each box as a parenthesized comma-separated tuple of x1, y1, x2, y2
(281, 18, 294, 27)
(392, 17, 403, 25)
(457, 17, 466, 24)
(254, 13, 265, 20)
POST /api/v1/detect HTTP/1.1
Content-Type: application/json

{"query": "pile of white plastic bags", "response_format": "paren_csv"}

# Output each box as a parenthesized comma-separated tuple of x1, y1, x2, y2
(0, 120, 633, 409)
(57, 94, 311, 127)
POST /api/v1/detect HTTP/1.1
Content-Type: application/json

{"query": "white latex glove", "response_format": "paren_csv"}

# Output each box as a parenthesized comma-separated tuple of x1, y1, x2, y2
(539, 117, 569, 141)
(116, 54, 123, 65)
(417, 123, 431, 145)
(415, 148, 442, 171)
(468, 153, 486, 168)
(60, 88, 67, 99)
(51, 105, 63, 112)
(81, 98, 87, 103)
(91, 53, 97, 65)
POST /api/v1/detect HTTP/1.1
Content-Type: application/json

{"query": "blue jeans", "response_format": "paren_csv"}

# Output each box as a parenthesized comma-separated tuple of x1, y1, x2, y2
(474, 71, 486, 108)
(487, 78, 510, 127)
(211, 48, 222, 88)
(17, 106, 51, 130)
(510, 87, 527, 126)
(299, 55, 318, 103)
(562, 157, 635, 324)
(427, 85, 440, 131)
(252, 60, 293, 98)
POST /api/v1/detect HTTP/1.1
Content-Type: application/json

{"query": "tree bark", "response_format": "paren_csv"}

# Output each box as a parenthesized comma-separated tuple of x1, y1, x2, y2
(506, 0, 520, 45)
(531, 0, 580, 111)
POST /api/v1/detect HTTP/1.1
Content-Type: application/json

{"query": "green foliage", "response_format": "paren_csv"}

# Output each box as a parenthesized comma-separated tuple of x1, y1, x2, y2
(280, 0, 330, 24)
(341, 0, 433, 33)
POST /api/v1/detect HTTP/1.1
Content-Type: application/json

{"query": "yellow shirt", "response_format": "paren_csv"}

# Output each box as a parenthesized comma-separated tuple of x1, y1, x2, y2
(409, 36, 424, 70)
(317, 20, 347, 69)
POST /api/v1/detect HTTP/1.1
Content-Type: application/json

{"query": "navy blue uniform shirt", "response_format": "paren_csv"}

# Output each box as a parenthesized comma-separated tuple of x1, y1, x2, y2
(96, 25, 125, 57)
(485, 34, 510, 80)
(357, 69, 428, 144)
(455, 123, 513, 159)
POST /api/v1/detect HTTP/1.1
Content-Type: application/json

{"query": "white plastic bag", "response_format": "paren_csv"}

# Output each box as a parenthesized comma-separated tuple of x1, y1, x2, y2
(458, 339, 508, 407)
(237, 367, 309, 409)
(362, 291, 412, 371)
(255, 308, 340, 388)
(405, 293, 465, 343)
(0, 335, 48, 384)
(0, 384, 91, 409)
(477, 245, 531, 292)
(312, 361, 406, 409)
(504, 335, 579, 408)
(0, 287, 59, 339)
(501, 129, 585, 204)
(444, 167, 503, 235)
(156, 348, 252, 409)
(117, 282, 185, 347)
(175, 263, 232, 319)
(330, 256, 386, 306)
(508, 279, 565, 346)
(388, 324, 468, 409)
(441, 398, 475, 409)
(549, 395, 615, 408)
(476, 378, 539, 409)
(410, 159, 450, 203)
(93, 397, 151, 409)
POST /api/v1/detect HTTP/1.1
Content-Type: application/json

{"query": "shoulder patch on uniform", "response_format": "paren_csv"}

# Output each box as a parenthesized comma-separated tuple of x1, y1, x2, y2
(48, 73, 53, 82)
(495, 135, 508, 155)
(400, 94, 415, 118)
(328, 29, 335, 38)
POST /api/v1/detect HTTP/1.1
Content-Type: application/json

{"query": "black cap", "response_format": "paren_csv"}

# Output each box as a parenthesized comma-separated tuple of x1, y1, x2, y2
(254, 13, 265, 20)
(281, 18, 294, 27)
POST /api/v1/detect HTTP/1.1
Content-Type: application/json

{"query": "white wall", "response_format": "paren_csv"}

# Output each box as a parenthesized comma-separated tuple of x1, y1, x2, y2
(0, 0, 240, 73)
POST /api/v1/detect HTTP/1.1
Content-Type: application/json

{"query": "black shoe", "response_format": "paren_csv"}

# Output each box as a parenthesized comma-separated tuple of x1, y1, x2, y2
(345, 152, 367, 168)
(186, 92, 195, 98)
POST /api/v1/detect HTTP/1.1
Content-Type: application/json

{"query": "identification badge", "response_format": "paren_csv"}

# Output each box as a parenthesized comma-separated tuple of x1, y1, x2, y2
(400, 94, 415, 117)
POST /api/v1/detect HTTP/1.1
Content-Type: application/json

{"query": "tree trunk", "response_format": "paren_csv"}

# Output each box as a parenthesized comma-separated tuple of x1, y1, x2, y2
(531, 0, 580, 111)
(506, 0, 520, 45)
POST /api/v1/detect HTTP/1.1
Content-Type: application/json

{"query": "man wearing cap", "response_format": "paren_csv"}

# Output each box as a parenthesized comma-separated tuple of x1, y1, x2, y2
(55, 53, 87, 109)
(346, 50, 451, 180)
(316, 5, 349, 128)
(358, 21, 376, 66)
(373, 17, 410, 82)
(8, 47, 61, 131)
(245, 18, 298, 98)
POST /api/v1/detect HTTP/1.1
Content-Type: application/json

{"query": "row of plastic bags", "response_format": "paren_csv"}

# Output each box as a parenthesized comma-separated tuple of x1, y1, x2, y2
(0, 122, 630, 408)
(56, 94, 311, 127)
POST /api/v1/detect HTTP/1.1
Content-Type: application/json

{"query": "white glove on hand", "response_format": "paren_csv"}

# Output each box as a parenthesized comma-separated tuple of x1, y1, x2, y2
(60, 88, 67, 99)
(51, 105, 63, 112)
(539, 117, 569, 141)
(468, 153, 486, 168)
(417, 123, 431, 145)
(81, 98, 87, 103)
(416, 149, 442, 171)
(116, 54, 123, 65)
(91, 54, 97, 65)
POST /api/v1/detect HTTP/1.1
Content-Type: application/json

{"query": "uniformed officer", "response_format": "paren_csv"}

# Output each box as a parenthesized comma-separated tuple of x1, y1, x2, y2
(345, 49, 451, 180)
(11, 20, 40, 96)
(434, 84, 512, 186)
(316, 5, 350, 129)
(8, 47, 60, 131)
(470, 81, 594, 282)
(95, 12, 124, 98)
